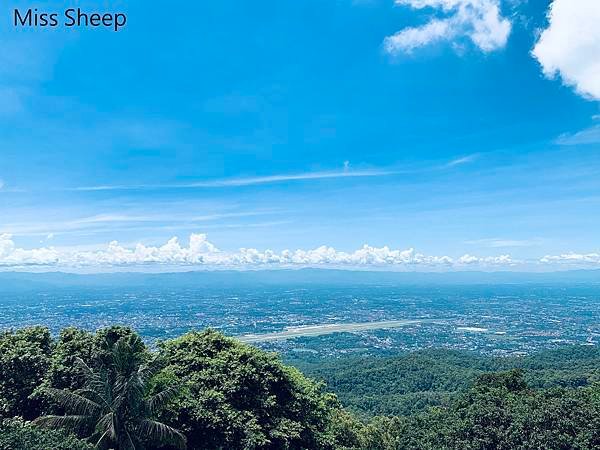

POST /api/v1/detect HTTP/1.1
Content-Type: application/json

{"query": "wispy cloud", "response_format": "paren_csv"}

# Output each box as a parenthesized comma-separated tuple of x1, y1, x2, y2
(0, 211, 274, 237)
(384, 0, 511, 55)
(71, 168, 400, 192)
(71, 157, 480, 193)
(445, 154, 479, 167)
(555, 124, 600, 146)
(185, 169, 399, 187)
(465, 237, 543, 248)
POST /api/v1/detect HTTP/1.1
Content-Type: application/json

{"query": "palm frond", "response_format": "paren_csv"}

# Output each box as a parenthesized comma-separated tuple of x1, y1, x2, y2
(95, 412, 116, 438)
(138, 359, 162, 384)
(137, 419, 187, 449)
(76, 388, 112, 410)
(36, 336, 187, 450)
(33, 414, 90, 432)
(43, 387, 102, 416)
(93, 412, 118, 450)
(74, 357, 108, 392)
(112, 336, 144, 375)
(146, 384, 181, 413)
(118, 373, 145, 399)
(94, 426, 115, 450)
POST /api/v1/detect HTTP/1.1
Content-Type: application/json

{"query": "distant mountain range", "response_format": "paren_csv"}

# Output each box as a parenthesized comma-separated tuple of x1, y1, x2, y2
(1, 268, 600, 291)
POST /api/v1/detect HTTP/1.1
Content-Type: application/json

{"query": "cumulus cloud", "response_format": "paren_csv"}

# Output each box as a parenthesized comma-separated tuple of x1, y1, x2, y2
(0, 234, 60, 266)
(456, 253, 515, 265)
(384, 0, 511, 55)
(532, 0, 600, 101)
(540, 252, 600, 265)
(0, 233, 518, 269)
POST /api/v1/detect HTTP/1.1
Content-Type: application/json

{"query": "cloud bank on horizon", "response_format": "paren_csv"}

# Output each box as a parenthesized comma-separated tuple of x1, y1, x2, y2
(0, 232, 597, 271)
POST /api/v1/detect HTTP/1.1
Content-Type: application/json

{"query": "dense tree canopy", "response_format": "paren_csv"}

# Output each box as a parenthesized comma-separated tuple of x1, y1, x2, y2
(0, 418, 92, 450)
(0, 326, 599, 449)
(157, 330, 344, 449)
(295, 346, 600, 417)
(354, 370, 600, 450)
(0, 327, 52, 419)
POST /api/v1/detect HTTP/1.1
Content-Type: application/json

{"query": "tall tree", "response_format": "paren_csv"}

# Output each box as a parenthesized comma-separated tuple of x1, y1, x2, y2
(35, 335, 186, 450)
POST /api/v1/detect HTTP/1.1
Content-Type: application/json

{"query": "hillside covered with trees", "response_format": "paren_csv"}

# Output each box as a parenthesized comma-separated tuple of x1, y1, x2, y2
(0, 326, 599, 449)
(291, 346, 600, 417)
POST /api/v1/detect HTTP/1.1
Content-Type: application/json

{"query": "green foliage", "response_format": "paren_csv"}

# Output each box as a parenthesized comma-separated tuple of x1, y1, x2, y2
(30, 326, 146, 418)
(0, 417, 92, 450)
(357, 371, 600, 450)
(0, 327, 53, 419)
(43, 327, 96, 390)
(157, 329, 344, 450)
(519, 346, 600, 388)
(293, 349, 493, 418)
(35, 334, 185, 450)
(295, 346, 600, 417)
(2, 325, 600, 450)
(43, 326, 143, 392)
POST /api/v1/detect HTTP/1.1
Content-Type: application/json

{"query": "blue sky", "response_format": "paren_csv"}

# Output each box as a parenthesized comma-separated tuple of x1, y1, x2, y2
(1, 0, 600, 271)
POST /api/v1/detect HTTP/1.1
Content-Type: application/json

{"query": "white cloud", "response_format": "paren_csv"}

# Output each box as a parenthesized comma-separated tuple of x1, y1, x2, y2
(0, 234, 60, 266)
(456, 253, 515, 265)
(384, 0, 511, 55)
(540, 252, 600, 265)
(0, 232, 518, 269)
(532, 0, 600, 101)
(12, 233, 600, 270)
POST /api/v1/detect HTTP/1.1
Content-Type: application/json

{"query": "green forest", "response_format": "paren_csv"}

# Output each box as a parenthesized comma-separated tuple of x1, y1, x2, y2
(1, 326, 599, 450)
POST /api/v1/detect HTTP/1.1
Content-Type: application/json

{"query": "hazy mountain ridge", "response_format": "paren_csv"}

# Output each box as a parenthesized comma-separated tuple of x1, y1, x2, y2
(1, 268, 600, 290)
